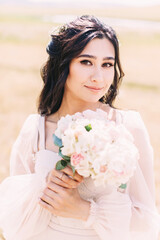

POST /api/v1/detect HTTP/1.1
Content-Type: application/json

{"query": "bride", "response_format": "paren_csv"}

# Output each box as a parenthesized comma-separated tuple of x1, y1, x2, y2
(0, 15, 160, 240)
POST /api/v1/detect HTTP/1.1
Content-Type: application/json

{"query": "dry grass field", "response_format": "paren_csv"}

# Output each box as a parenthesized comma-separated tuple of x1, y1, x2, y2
(0, 3, 160, 239)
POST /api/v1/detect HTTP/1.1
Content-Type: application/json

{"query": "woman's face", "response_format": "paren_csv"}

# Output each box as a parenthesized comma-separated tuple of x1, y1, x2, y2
(64, 37, 115, 104)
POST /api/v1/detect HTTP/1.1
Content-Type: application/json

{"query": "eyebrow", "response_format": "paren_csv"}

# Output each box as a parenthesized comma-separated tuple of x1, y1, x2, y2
(77, 54, 115, 61)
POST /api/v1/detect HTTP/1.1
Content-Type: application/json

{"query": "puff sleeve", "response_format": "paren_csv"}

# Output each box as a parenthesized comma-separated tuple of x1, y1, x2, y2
(83, 111, 160, 240)
(0, 114, 52, 240)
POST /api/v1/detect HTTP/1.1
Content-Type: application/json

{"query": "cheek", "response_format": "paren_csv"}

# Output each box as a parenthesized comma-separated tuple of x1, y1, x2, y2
(65, 70, 83, 91)
(104, 69, 115, 85)
(67, 65, 87, 86)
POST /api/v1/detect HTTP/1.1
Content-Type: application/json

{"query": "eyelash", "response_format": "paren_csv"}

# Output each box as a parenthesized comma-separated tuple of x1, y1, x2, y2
(80, 60, 114, 68)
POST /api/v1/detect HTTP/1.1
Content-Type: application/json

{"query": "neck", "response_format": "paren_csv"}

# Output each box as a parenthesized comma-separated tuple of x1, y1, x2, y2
(58, 96, 102, 118)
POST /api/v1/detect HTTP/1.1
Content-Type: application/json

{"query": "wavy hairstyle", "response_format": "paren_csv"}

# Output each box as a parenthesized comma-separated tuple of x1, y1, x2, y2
(38, 15, 124, 115)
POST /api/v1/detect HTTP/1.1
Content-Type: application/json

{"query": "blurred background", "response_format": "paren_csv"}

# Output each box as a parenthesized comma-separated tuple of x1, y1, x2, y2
(0, 0, 160, 239)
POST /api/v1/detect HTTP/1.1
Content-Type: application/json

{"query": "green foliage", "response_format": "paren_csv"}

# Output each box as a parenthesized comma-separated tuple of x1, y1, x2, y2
(59, 147, 70, 161)
(85, 124, 92, 132)
(119, 183, 127, 189)
(55, 159, 75, 176)
(56, 160, 67, 170)
(67, 162, 76, 176)
(53, 134, 63, 148)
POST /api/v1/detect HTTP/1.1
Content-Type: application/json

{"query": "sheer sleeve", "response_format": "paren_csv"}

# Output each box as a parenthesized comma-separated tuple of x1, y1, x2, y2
(124, 111, 160, 239)
(83, 110, 160, 240)
(0, 114, 52, 240)
(10, 114, 39, 175)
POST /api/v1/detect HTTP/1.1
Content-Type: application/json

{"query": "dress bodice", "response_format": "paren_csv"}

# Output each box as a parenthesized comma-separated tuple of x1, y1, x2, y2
(34, 108, 122, 199)
(33, 109, 122, 231)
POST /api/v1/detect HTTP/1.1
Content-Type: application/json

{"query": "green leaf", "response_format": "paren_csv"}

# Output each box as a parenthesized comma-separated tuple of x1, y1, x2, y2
(59, 148, 70, 161)
(56, 160, 67, 170)
(53, 134, 63, 148)
(119, 183, 127, 189)
(67, 162, 76, 176)
(85, 124, 92, 132)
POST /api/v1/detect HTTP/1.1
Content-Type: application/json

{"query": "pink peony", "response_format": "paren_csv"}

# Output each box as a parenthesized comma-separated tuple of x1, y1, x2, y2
(71, 153, 84, 166)
(113, 170, 124, 176)
(92, 145, 97, 151)
(100, 165, 107, 173)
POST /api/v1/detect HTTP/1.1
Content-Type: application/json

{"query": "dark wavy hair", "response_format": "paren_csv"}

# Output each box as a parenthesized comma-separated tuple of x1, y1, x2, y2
(38, 15, 124, 115)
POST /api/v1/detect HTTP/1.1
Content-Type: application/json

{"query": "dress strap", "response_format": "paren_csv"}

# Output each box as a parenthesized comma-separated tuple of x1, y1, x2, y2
(108, 107, 123, 124)
(37, 115, 45, 150)
(108, 107, 114, 120)
(115, 109, 124, 124)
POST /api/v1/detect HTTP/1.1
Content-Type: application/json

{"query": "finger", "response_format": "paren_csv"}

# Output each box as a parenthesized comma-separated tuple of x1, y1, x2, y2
(51, 169, 81, 188)
(50, 175, 74, 189)
(47, 181, 65, 193)
(43, 187, 60, 200)
(61, 166, 84, 182)
(57, 173, 80, 188)
(40, 191, 58, 208)
(40, 194, 54, 206)
(39, 198, 55, 213)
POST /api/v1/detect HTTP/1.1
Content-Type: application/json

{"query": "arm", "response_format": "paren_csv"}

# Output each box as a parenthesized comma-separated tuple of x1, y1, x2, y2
(9, 114, 39, 176)
(82, 111, 160, 240)
(0, 114, 52, 240)
(124, 111, 160, 239)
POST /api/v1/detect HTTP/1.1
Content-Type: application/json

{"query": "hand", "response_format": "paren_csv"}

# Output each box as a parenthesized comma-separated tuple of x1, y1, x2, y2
(46, 166, 84, 189)
(39, 166, 90, 220)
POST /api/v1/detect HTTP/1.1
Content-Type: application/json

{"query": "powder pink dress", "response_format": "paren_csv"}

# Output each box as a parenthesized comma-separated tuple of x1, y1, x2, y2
(0, 109, 160, 240)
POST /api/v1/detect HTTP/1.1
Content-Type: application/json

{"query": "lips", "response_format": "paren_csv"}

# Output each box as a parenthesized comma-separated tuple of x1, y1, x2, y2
(85, 86, 103, 90)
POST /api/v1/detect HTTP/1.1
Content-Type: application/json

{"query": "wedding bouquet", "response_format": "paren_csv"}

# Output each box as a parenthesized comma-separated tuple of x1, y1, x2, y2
(53, 109, 139, 190)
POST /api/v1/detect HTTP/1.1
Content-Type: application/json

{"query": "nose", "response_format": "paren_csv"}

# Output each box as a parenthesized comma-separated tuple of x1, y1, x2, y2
(90, 67, 103, 83)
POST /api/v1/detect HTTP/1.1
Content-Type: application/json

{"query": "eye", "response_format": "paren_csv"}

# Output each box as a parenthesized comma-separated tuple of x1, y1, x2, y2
(102, 62, 114, 68)
(80, 60, 92, 66)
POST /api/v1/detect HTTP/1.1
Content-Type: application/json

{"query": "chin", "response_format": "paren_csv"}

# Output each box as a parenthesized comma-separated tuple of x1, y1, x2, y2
(83, 97, 101, 104)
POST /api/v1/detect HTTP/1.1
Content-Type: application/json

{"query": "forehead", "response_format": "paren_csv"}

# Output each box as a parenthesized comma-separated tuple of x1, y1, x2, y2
(80, 37, 115, 57)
